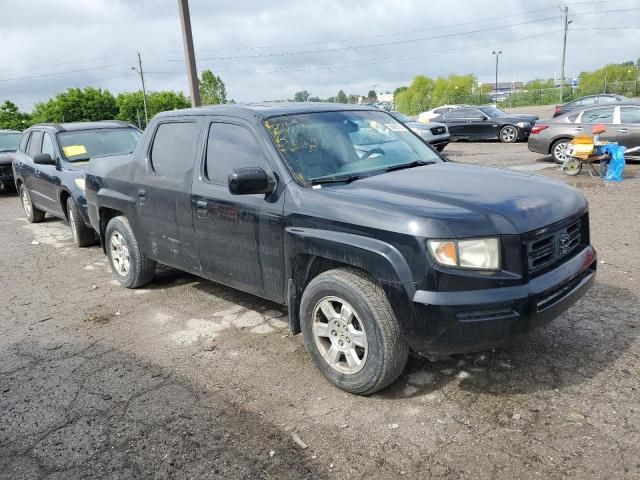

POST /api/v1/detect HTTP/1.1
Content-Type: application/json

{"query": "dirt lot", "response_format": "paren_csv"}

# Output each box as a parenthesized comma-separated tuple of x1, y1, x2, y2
(1, 143, 639, 479)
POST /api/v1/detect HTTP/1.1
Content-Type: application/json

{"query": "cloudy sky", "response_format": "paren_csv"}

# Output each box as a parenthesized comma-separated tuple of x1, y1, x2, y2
(1, 0, 638, 111)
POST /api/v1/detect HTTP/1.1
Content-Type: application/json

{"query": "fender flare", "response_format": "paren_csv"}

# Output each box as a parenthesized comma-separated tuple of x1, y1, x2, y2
(285, 227, 418, 334)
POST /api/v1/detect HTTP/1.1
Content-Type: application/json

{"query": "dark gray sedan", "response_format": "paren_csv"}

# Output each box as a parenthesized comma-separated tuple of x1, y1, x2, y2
(389, 111, 450, 151)
(528, 102, 640, 163)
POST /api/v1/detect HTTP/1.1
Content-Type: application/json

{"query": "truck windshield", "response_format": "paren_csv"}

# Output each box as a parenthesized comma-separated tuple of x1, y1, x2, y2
(0, 133, 21, 153)
(264, 110, 441, 184)
(58, 128, 142, 162)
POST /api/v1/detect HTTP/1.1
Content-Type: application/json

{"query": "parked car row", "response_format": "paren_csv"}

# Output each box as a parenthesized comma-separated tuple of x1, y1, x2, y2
(7, 104, 596, 395)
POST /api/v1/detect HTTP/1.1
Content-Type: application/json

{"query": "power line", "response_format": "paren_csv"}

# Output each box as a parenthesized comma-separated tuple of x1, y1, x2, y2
(1, 54, 126, 74)
(185, 16, 560, 62)
(0, 63, 130, 82)
(146, 30, 561, 77)
(151, 5, 562, 54)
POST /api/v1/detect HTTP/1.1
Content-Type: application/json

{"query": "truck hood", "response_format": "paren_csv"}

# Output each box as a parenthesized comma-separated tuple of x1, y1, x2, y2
(322, 162, 587, 237)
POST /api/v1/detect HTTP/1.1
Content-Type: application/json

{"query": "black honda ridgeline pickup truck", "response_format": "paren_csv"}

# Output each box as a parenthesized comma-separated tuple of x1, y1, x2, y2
(85, 104, 596, 395)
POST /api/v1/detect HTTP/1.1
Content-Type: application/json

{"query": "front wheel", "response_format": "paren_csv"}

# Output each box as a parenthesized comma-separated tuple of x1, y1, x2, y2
(105, 216, 156, 288)
(300, 268, 408, 395)
(499, 125, 518, 143)
(19, 185, 45, 223)
(67, 197, 96, 247)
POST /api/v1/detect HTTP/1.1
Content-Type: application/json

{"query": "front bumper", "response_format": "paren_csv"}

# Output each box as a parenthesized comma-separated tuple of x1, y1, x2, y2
(0, 164, 14, 187)
(406, 245, 596, 355)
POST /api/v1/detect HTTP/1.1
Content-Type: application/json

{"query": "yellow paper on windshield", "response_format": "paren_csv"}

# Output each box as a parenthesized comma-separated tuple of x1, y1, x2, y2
(63, 145, 87, 157)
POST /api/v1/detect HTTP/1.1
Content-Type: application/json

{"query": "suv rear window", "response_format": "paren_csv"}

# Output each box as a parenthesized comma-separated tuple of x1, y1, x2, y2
(59, 128, 141, 162)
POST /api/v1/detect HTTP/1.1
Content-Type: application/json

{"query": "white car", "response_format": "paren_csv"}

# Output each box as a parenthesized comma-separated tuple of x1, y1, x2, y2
(418, 104, 468, 123)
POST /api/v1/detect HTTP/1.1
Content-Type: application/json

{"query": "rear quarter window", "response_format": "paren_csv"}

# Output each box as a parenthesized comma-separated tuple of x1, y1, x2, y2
(620, 107, 640, 124)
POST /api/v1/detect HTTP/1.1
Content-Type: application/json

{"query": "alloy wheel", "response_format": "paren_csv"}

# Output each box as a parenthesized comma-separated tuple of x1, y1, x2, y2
(21, 189, 32, 217)
(501, 126, 517, 142)
(312, 296, 368, 374)
(69, 206, 78, 242)
(553, 141, 570, 163)
(109, 231, 131, 277)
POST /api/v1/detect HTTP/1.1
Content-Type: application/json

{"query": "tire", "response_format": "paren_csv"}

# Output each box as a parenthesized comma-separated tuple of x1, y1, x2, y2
(499, 125, 518, 143)
(19, 184, 45, 223)
(66, 197, 96, 248)
(300, 268, 408, 395)
(105, 216, 156, 288)
(551, 138, 571, 164)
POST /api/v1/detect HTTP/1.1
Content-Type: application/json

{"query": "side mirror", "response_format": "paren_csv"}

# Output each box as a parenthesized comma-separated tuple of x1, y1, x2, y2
(33, 153, 56, 165)
(228, 167, 275, 195)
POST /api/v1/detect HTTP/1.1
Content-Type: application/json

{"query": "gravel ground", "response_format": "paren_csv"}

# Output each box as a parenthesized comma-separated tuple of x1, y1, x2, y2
(1, 142, 639, 479)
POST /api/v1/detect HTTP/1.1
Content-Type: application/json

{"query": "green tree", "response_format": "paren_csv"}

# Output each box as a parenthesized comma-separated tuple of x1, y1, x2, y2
(367, 90, 377, 103)
(31, 87, 117, 123)
(347, 94, 359, 104)
(116, 90, 190, 127)
(0, 101, 31, 130)
(293, 90, 311, 102)
(336, 90, 348, 103)
(199, 70, 227, 105)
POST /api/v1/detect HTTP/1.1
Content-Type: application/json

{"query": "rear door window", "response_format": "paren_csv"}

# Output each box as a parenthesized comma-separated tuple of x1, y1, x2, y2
(27, 131, 43, 157)
(149, 121, 198, 178)
(620, 107, 640, 124)
(206, 123, 270, 185)
(597, 96, 617, 104)
(580, 107, 615, 124)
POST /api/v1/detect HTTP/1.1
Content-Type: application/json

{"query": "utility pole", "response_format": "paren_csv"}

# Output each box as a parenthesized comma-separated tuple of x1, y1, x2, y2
(178, 0, 201, 107)
(559, 5, 571, 103)
(131, 52, 149, 125)
(492, 50, 502, 103)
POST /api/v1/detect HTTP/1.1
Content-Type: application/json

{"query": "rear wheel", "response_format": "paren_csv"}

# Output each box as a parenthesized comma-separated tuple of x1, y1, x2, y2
(105, 216, 156, 288)
(499, 125, 518, 143)
(20, 185, 45, 223)
(67, 197, 96, 247)
(551, 138, 571, 164)
(300, 268, 408, 395)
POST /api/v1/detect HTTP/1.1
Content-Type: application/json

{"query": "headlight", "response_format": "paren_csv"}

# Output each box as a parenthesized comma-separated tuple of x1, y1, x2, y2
(74, 178, 85, 191)
(427, 238, 500, 270)
(516, 122, 528, 128)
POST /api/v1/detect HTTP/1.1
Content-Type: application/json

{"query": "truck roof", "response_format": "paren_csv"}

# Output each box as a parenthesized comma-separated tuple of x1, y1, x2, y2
(155, 102, 379, 120)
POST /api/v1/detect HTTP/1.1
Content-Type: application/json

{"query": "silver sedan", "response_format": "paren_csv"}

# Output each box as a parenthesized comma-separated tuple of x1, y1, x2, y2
(528, 102, 640, 163)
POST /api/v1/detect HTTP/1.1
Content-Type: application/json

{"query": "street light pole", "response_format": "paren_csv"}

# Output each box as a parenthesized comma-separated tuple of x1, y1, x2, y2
(492, 50, 502, 103)
(131, 52, 149, 125)
(177, 0, 201, 107)
(559, 5, 572, 102)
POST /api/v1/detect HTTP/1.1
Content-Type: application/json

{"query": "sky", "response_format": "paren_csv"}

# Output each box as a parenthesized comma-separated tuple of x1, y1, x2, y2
(1, 0, 639, 111)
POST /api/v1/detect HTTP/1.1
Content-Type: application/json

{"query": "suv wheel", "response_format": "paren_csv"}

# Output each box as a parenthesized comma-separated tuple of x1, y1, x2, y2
(20, 185, 45, 223)
(551, 138, 571, 163)
(105, 216, 156, 288)
(67, 197, 96, 248)
(499, 125, 518, 143)
(300, 268, 408, 395)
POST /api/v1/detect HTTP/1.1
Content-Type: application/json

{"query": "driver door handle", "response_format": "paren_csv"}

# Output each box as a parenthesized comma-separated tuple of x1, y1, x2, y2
(618, 128, 629, 133)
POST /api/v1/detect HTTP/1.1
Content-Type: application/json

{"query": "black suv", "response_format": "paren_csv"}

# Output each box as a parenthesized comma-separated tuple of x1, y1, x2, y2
(13, 121, 141, 246)
(0, 129, 22, 191)
(85, 104, 596, 395)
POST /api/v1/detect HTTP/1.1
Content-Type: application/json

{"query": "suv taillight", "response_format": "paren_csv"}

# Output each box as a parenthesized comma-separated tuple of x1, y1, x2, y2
(554, 106, 561, 114)
(531, 125, 549, 134)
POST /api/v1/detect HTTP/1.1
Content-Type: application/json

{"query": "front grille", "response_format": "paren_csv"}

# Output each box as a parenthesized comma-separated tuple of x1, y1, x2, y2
(430, 126, 446, 135)
(526, 216, 584, 276)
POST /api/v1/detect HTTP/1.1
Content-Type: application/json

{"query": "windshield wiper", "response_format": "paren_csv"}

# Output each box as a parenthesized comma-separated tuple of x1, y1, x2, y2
(310, 175, 362, 186)
(385, 160, 435, 172)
